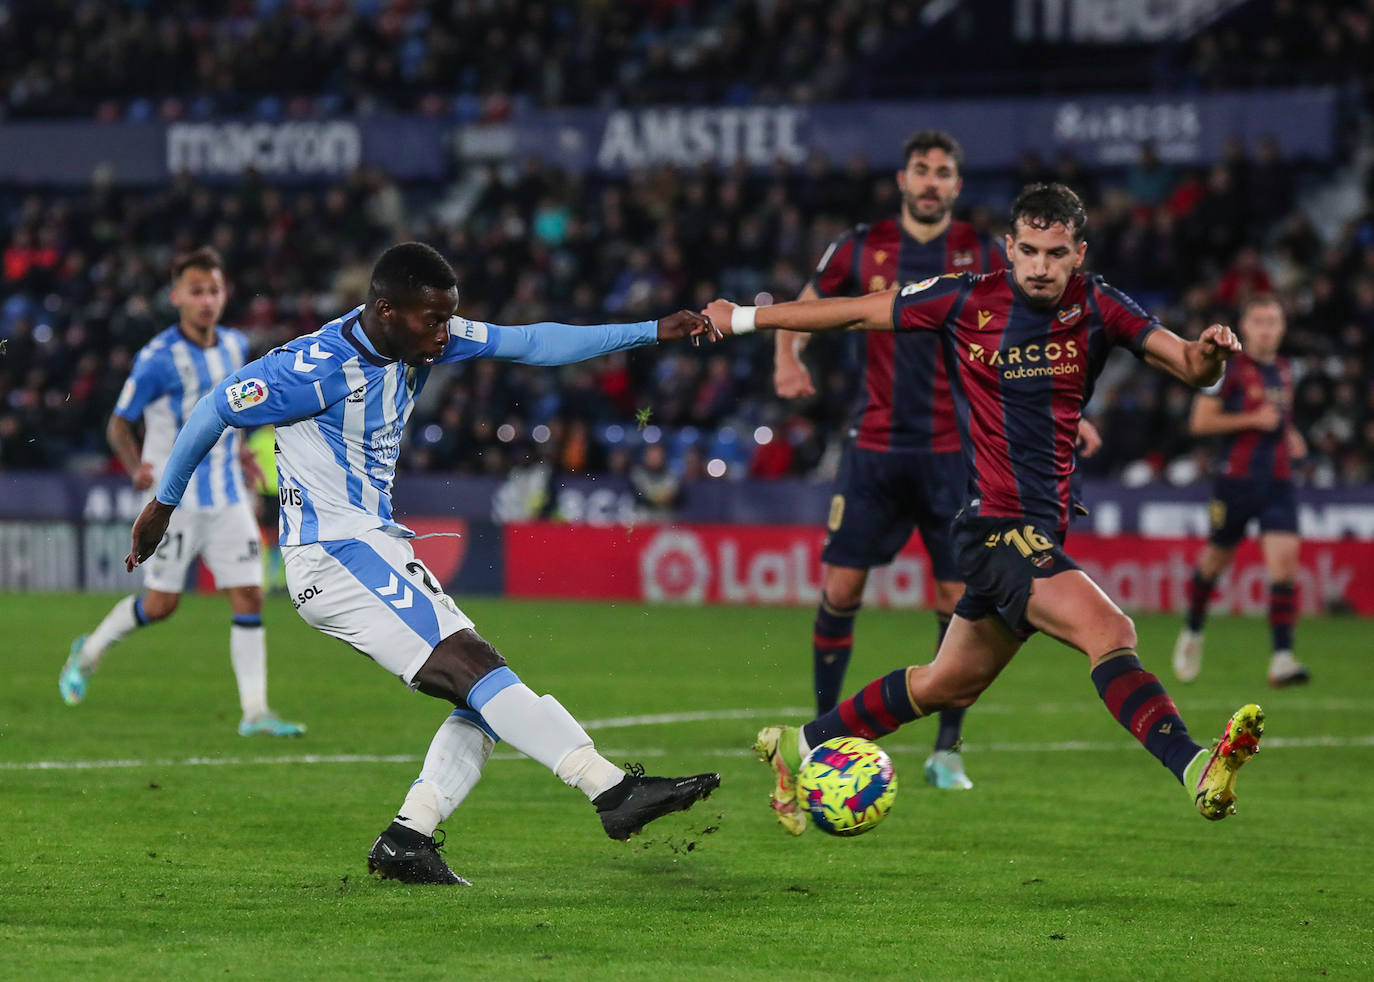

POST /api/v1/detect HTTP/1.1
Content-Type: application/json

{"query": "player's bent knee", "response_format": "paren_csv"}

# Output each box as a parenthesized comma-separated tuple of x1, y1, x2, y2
(1106, 613, 1137, 653)
(412, 629, 508, 706)
(229, 586, 263, 615)
(141, 593, 179, 621)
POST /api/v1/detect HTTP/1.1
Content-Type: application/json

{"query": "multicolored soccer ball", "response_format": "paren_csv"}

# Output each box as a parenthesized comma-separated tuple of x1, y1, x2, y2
(798, 736, 898, 836)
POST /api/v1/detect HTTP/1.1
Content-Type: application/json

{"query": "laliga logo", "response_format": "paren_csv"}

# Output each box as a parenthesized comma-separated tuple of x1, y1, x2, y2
(640, 530, 711, 603)
(237, 380, 265, 403)
(225, 377, 269, 412)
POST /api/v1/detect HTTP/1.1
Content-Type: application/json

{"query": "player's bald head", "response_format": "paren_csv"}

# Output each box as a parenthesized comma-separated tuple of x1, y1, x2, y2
(1010, 183, 1087, 242)
(368, 242, 459, 307)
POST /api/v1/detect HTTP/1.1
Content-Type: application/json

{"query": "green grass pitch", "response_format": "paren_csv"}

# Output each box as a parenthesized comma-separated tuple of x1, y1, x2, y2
(2, 593, 1370, 981)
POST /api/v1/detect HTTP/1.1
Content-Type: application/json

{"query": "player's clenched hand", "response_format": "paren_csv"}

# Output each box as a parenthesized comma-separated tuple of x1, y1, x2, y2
(701, 299, 740, 336)
(126, 499, 176, 571)
(131, 461, 155, 492)
(1198, 323, 1241, 364)
(1251, 402, 1283, 432)
(774, 361, 816, 399)
(1075, 417, 1103, 458)
(656, 310, 720, 345)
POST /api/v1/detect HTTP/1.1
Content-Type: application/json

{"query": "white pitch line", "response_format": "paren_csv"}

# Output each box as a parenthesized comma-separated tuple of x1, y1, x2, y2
(2, 705, 1371, 772)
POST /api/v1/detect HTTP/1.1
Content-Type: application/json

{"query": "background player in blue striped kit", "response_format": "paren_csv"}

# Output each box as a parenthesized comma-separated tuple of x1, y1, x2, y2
(125, 242, 721, 885)
(60, 247, 304, 737)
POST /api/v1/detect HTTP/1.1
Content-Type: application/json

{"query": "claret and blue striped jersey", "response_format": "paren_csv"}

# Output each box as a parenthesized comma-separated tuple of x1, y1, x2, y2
(892, 270, 1160, 531)
(114, 324, 250, 510)
(812, 219, 1004, 454)
(200, 306, 658, 545)
(1211, 352, 1294, 482)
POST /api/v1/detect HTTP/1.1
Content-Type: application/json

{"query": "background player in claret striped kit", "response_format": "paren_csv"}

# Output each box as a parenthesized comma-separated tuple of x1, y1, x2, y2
(58, 247, 304, 737)
(1173, 296, 1311, 688)
(707, 183, 1267, 825)
(773, 131, 1003, 798)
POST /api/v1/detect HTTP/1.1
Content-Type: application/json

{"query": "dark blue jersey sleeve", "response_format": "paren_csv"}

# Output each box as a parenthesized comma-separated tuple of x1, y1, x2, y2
(891, 273, 969, 332)
(1093, 277, 1161, 359)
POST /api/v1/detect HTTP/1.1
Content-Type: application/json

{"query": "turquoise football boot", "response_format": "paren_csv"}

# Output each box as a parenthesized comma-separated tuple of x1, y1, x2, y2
(238, 713, 307, 737)
(59, 636, 92, 706)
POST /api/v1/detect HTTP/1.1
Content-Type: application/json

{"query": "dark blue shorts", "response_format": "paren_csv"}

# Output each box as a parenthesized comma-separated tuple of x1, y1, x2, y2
(1208, 478, 1298, 547)
(951, 513, 1080, 639)
(820, 447, 964, 582)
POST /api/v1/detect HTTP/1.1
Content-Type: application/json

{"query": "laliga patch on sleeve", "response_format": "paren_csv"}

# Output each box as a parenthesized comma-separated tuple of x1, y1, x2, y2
(899, 277, 940, 296)
(451, 317, 488, 343)
(225, 378, 269, 412)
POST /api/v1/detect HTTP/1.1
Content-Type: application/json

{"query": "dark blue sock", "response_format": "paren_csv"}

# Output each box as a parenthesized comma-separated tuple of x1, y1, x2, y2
(232, 613, 263, 628)
(1269, 582, 1296, 652)
(1185, 572, 1215, 633)
(812, 594, 860, 714)
(1091, 649, 1203, 784)
(133, 596, 150, 626)
(804, 668, 922, 749)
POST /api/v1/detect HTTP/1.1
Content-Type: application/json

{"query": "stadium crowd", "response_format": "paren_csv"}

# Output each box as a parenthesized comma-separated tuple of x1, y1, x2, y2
(2, 0, 1371, 119)
(2, 0, 1372, 490)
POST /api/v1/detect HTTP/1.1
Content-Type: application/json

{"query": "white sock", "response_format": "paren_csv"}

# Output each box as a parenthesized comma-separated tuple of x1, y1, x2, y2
(478, 684, 621, 800)
(556, 744, 627, 801)
(230, 624, 269, 720)
(396, 714, 495, 837)
(82, 595, 143, 669)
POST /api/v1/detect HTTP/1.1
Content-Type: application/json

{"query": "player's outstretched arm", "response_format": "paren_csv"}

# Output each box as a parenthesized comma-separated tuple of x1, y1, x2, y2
(703, 291, 896, 337)
(1143, 323, 1241, 388)
(474, 310, 717, 367)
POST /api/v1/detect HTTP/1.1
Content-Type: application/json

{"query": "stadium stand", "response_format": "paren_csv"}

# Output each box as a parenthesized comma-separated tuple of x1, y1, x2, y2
(1, 0, 1371, 489)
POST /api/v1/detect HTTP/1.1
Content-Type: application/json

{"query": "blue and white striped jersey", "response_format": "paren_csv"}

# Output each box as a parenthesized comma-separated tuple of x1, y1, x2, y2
(204, 306, 658, 545)
(115, 324, 250, 511)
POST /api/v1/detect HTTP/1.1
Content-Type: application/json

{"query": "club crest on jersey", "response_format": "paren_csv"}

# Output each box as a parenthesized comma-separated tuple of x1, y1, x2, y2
(1057, 304, 1083, 325)
(869, 275, 889, 293)
(225, 378, 268, 412)
(952, 250, 974, 267)
(899, 277, 940, 296)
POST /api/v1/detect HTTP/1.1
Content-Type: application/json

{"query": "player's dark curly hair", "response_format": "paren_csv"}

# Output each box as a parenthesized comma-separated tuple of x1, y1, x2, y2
(368, 241, 458, 304)
(903, 130, 963, 168)
(1009, 183, 1087, 241)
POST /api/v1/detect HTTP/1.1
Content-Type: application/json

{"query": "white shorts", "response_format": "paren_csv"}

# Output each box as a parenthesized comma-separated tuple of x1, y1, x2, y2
(144, 502, 264, 593)
(282, 528, 475, 686)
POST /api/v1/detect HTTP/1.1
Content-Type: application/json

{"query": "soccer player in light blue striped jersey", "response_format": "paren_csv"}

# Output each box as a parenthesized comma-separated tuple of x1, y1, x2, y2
(125, 242, 722, 884)
(60, 247, 304, 737)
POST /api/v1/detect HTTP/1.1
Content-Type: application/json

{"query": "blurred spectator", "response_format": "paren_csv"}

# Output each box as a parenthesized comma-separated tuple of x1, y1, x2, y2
(2, 0, 1372, 491)
(630, 442, 681, 516)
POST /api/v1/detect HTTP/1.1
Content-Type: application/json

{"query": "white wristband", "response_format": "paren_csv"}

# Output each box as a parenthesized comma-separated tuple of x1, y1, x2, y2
(731, 305, 758, 334)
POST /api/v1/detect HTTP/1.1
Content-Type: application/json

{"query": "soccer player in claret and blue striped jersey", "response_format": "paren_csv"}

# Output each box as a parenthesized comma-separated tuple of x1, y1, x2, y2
(709, 183, 1268, 824)
(774, 131, 1102, 804)
(58, 247, 304, 738)
(1173, 295, 1311, 688)
(124, 242, 722, 884)
(775, 131, 1003, 798)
